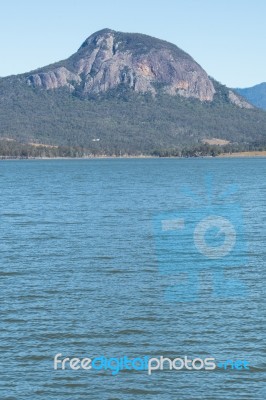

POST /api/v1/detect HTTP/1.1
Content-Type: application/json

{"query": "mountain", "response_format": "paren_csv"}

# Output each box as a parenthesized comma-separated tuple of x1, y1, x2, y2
(27, 28, 216, 101)
(0, 28, 266, 157)
(235, 83, 266, 110)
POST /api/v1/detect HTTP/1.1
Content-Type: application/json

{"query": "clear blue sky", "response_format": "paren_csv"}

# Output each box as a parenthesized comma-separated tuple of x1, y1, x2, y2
(0, 0, 265, 87)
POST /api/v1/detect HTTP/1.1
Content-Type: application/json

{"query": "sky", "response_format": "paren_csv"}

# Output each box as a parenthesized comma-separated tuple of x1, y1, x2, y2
(0, 0, 265, 88)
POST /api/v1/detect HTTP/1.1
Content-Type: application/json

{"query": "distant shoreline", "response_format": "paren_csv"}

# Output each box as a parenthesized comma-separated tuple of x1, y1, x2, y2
(1, 151, 266, 160)
(218, 151, 266, 158)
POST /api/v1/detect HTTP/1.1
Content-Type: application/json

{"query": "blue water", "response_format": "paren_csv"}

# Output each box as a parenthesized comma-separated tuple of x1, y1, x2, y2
(0, 158, 265, 399)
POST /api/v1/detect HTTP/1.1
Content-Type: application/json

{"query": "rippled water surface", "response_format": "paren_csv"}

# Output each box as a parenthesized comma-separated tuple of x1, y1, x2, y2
(1, 158, 265, 399)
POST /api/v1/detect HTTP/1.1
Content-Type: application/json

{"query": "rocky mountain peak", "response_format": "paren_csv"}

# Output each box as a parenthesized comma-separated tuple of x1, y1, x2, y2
(25, 29, 251, 107)
(26, 29, 216, 101)
(78, 28, 115, 50)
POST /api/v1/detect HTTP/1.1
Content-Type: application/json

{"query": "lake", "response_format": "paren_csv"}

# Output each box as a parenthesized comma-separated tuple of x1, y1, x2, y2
(1, 158, 265, 399)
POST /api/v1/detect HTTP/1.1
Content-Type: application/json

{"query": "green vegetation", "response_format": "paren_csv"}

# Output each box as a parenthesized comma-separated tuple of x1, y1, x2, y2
(0, 76, 266, 158)
(0, 140, 92, 159)
(1, 139, 265, 159)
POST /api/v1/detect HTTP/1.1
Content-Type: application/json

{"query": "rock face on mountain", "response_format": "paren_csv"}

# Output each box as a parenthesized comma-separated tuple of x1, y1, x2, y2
(228, 90, 253, 109)
(27, 67, 81, 90)
(26, 28, 216, 101)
